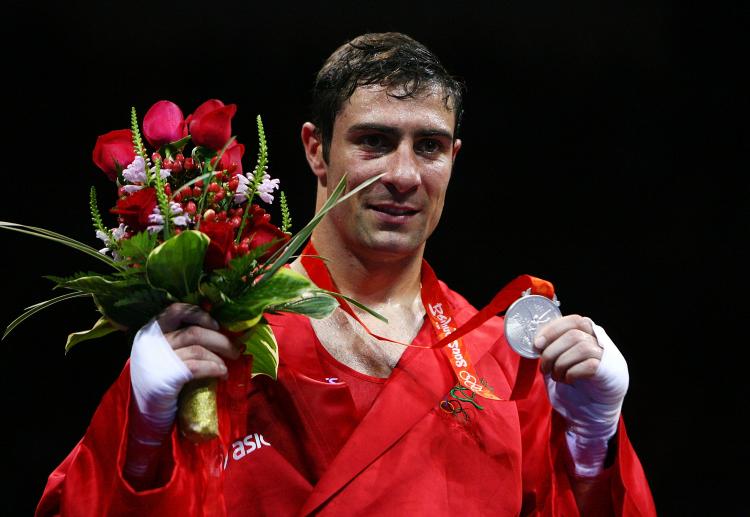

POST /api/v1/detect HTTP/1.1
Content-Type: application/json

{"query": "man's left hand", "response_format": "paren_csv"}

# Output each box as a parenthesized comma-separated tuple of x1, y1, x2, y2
(533, 314, 629, 477)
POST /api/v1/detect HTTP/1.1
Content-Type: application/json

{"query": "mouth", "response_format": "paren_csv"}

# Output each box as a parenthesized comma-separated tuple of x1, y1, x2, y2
(367, 203, 420, 224)
(368, 203, 420, 216)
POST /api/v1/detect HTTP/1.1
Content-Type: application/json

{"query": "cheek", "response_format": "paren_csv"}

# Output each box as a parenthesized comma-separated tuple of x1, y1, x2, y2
(424, 168, 451, 207)
(339, 152, 384, 191)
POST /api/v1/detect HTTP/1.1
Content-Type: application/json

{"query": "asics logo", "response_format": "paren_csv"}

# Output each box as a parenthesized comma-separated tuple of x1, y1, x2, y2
(226, 433, 271, 467)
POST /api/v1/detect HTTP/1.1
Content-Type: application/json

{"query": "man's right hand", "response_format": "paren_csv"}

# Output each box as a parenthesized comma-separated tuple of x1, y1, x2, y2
(157, 303, 242, 379)
(124, 303, 241, 488)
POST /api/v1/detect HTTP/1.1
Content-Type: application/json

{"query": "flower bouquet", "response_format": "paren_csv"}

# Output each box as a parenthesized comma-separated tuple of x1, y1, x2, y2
(1, 99, 381, 442)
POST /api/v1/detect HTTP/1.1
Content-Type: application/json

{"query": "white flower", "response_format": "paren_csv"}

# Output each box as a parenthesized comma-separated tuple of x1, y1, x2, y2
(170, 202, 183, 215)
(121, 184, 143, 194)
(258, 173, 280, 204)
(112, 223, 127, 241)
(151, 166, 171, 179)
(96, 224, 128, 258)
(234, 174, 251, 204)
(147, 207, 164, 233)
(122, 156, 147, 184)
(147, 205, 188, 231)
(121, 156, 171, 186)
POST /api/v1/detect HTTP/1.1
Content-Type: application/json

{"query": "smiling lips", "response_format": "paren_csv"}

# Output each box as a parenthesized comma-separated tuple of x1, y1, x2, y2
(367, 203, 420, 224)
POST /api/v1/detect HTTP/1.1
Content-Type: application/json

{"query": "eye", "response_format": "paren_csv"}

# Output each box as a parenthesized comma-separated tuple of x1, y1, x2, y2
(416, 138, 443, 155)
(360, 134, 386, 149)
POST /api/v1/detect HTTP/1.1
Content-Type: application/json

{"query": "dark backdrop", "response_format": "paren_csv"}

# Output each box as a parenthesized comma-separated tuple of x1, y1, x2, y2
(2, 1, 746, 515)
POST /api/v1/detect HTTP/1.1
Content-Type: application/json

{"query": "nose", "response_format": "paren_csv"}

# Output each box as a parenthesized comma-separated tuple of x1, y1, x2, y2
(382, 142, 422, 194)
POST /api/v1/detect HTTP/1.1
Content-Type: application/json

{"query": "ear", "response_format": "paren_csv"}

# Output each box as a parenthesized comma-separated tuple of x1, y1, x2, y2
(451, 138, 462, 163)
(301, 122, 328, 187)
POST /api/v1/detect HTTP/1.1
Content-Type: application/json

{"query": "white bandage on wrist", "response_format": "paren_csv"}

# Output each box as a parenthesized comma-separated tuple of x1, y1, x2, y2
(129, 319, 193, 443)
(545, 321, 629, 477)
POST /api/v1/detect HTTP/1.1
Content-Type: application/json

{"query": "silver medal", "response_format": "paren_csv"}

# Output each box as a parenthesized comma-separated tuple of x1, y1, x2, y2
(504, 290, 562, 359)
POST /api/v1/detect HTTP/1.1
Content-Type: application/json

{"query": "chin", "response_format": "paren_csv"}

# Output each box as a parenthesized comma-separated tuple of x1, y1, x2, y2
(355, 231, 426, 259)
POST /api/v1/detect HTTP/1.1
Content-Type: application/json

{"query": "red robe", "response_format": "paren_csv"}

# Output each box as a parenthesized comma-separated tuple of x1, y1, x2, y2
(36, 280, 656, 516)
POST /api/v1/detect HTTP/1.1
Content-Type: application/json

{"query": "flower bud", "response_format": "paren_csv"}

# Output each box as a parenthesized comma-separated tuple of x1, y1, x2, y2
(143, 100, 187, 148)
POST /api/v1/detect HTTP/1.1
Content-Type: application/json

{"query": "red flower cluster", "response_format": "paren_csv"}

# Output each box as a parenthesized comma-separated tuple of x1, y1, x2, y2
(92, 99, 289, 270)
(198, 204, 289, 269)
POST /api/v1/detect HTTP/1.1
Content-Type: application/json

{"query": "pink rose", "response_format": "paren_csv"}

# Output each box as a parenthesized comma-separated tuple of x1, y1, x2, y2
(143, 100, 187, 148)
(188, 99, 237, 151)
(219, 141, 245, 174)
(92, 129, 135, 181)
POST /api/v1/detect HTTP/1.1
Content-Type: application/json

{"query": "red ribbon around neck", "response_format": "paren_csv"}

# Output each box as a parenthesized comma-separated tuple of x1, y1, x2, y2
(300, 241, 554, 400)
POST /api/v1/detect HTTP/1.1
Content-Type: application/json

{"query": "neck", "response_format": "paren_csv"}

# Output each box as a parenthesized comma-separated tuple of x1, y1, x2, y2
(308, 227, 423, 309)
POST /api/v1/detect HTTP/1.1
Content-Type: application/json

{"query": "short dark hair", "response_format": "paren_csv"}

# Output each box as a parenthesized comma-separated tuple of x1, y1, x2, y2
(310, 32, 465, 162)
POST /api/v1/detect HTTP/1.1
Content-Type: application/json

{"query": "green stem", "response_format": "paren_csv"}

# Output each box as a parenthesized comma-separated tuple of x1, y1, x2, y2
(195, 137, 236, 230)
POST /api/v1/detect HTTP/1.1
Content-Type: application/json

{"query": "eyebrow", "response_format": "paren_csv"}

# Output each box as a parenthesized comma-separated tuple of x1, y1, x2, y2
(347, 123, 453, 140)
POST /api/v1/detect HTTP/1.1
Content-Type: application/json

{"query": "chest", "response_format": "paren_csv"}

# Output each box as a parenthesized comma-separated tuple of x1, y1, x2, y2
(309, 306, 425, 378)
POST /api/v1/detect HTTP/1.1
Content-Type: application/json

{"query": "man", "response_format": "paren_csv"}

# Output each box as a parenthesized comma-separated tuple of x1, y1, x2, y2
(37, 33, 655, 516)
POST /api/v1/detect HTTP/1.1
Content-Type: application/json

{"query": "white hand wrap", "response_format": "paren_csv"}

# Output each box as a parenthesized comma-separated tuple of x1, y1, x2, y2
(545, 321, 629, 477)
(129, 319, 193, 445)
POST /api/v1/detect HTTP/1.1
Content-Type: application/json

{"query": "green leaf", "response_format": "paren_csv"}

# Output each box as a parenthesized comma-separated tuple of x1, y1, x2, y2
(119, 230, 158, 264)
(109, 289, 172, 329)
(65, 317, 118, 353)
(45, 271, 105, 286)
(214, 268, 316, 325)
(47, 274, 160, 329)
(317, 289, 389, 323)
(0, 221, 122, 270)
(205, 241, 274, 300)
(146, 230, 209, 300)
(3, 292, 91, 340)
(199, 281, 232, 308)
(162, 135, 192, 157)
(239, 321, 279, 379)
(54, 274, 147, 295)
(269, 291, 339, 319)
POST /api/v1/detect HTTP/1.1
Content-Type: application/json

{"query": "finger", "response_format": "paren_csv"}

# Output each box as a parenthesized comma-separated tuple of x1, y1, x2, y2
(166, 326, 242, 360)
(540, 328, 601, 375)
(562, 358, 601, 384)
(158, 303, 219, 333)
(549, 343, 602, 383)
(174, 345, 229, 380)
(534, 314, 594, 352)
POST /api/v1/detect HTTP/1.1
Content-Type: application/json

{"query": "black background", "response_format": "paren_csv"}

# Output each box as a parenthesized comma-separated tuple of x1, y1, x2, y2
(1, 1, 746, 515)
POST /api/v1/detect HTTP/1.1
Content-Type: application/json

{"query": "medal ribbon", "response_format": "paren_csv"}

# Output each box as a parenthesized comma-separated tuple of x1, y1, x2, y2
(300, 242, 555, 400)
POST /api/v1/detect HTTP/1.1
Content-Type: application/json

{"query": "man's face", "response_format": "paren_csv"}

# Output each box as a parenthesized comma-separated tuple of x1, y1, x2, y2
(316, 85, 461, 259)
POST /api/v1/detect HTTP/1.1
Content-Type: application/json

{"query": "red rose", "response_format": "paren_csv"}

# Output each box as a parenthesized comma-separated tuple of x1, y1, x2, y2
(143, 100, 187, 148)
(241, 205, 290, 260)
(188, 99, 237, 151)
(92, 129, 135, 181)
(200, 220, 235, 270)
(245, 220, 290, 261)
(110, 187, 158, 233)
(219, 141, 245, 174)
